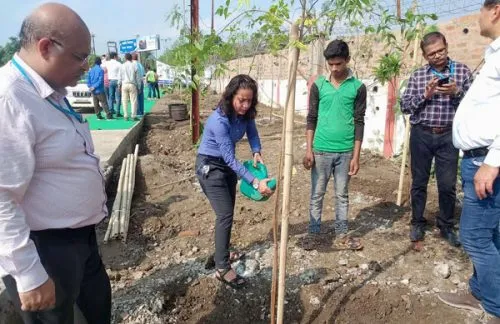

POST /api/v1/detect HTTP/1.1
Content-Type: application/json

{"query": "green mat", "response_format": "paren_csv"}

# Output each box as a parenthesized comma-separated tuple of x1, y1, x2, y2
(87, 99, 158, 130)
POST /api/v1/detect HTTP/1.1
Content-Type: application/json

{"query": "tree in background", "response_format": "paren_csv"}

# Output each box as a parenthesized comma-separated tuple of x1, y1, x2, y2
(0, 37, 20, 66)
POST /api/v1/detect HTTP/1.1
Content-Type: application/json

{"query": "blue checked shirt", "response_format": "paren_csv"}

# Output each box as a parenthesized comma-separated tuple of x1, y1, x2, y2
(401, 59, 472, 127)
(197, 107, 261, 184)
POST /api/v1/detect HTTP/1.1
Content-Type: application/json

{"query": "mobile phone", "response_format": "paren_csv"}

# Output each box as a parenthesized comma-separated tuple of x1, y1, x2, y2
(437, 77, 450, 86)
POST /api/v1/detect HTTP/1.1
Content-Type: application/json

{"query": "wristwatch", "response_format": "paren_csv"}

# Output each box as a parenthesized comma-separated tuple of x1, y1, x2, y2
(253, 179, 259, 190)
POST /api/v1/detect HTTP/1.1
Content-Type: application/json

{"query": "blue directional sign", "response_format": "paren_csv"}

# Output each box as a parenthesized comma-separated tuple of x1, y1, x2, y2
(119, 39, 137, 54)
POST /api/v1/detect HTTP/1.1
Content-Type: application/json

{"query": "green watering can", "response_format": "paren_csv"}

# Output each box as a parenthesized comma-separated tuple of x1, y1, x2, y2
(239, 160, 277, 201)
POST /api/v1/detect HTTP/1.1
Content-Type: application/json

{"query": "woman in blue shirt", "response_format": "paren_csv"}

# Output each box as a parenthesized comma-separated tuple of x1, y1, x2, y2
(196, 74, 274, 288)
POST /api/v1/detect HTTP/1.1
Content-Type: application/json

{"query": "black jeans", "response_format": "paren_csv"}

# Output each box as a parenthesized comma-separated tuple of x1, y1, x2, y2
(92, 93, 111, 117)
(410, 125, 459, 230)
(3, 225, 111, 324)
(196, 154, 238, 270)
(153, 82, 160, 99)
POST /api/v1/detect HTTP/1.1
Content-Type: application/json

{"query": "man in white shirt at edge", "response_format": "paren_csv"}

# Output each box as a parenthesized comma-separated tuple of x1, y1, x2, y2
(120, 52, 140, 121)
(438, 1, 500, 323)
(106, 51, 123, 117)
(0, 3, 111, 324)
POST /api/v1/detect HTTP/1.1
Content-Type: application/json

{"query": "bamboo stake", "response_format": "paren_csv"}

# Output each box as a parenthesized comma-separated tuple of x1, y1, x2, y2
(396, 25, 421, 206)
(122, 153, 133, 240)
(118, 155, 131, 238)
(111, 156, 126, 239)
(276, 23, 300, 324)
(117, 156, 130, 238)
(269, 131, 284, 324)
(270, 52, 292, 324)
(123, 146, 139, 242)
(114, 155, 127, 239)
(104, 158, 127, 242)
(270, 57, 275, 122)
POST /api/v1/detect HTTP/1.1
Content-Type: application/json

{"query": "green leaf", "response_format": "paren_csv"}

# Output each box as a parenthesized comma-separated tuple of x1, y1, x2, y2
(194, 41, 203, 51)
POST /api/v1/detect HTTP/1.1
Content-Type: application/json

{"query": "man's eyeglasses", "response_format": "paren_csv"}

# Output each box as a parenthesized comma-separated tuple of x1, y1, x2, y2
(49, 38, 89, 65)
(426, 47, 447, 59)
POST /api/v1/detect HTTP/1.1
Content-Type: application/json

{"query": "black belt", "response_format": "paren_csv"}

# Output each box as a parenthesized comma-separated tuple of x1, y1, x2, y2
(198, 154, 225, 163)
(30, 224, 95, 238)
(418, 124, 452, 134)
(464, 147, 489, 158)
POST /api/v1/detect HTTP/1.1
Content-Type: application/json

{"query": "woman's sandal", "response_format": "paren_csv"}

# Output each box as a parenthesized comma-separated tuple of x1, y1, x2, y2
(205, 251, 246, 270)
(215, 268, 246, 289)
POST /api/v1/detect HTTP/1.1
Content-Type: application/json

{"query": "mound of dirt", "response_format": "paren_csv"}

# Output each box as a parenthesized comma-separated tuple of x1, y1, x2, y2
(97, 94, 478, 324)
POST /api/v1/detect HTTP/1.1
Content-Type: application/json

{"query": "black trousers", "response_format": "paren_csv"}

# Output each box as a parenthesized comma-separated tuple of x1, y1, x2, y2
(196, 154, 238, 270)
(410, 125, 459, 230)
(91, 93, 111, 117)
(3, 225, 111, 324)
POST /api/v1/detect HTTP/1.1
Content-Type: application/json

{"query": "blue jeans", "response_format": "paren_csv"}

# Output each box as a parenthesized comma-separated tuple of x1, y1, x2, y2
(309, 151, 352, 234)
(137, 83, 144, 116)
(460, 156, 500, 317)
(147, 82, 154, 99)
(108, 80, 121, 115)
(104, 86, 109, 101)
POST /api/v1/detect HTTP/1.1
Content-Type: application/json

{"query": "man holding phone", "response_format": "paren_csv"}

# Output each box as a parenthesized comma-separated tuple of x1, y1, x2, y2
(401, 31, 472, 248)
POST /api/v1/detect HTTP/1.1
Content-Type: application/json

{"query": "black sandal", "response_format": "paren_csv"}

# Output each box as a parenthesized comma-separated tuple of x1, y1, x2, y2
(204, 251, 246, 270)
(215, 268, 246, 289)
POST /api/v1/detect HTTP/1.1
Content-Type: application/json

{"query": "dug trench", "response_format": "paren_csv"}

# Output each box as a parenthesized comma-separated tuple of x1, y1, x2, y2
(96, 94, 479, 324)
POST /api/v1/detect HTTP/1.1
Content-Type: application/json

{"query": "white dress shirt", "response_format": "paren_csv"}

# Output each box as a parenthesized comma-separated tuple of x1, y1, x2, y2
(453, 37, 500, 167)
(0, 54, 107, 292)
(120, 60, 139, 87)
(105, 58, 122, 80)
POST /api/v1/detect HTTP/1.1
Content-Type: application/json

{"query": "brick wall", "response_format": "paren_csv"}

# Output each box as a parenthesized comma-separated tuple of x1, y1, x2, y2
(220, 13, 490, 82)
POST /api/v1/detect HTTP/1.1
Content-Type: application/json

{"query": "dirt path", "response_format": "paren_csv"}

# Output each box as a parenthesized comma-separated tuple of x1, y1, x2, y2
(98, 94, 481, 324)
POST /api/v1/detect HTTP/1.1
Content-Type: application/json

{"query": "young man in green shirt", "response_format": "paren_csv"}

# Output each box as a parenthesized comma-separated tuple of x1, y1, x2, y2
(303, 40, 367, 250)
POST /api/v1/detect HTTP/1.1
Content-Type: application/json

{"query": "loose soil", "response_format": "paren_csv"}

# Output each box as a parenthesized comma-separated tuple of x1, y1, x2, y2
(97, 94, 482, 324)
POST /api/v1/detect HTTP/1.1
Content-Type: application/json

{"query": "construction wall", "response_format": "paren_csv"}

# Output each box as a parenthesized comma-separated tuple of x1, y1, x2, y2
(212, 13, 491, 155)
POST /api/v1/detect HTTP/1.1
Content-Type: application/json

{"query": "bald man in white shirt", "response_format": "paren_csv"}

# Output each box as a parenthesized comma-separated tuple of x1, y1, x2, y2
(0, 3, 111, 324)
(438, 1, 500, 323)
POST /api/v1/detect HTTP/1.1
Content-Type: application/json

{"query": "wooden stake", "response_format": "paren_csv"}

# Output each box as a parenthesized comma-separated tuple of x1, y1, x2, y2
(124, 145, 139, 242)
(276, 23, 300, 324)
(116, 155, 130, 238)
(396, 118, 411, 206)
(270, 45, 294, 324)
(104, 158, 127, 242)
(270, 97, 285, 324)
(270, 57, 275, 122)
(396, 25, 421, 206)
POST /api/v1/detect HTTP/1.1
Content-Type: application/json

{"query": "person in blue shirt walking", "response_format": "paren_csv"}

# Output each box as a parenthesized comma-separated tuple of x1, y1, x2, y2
(87, 57, 113, 119)
(196, 74, 274, 288)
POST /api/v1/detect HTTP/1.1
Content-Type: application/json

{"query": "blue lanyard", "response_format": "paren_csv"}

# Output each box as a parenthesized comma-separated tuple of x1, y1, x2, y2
(11, 58, 84, 123)
(430, 60, 455, 79)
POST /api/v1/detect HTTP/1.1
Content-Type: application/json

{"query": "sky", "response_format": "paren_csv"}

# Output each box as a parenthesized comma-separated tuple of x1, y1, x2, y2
(0, 0, 482, 55)
(0, 0, 272, 55)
